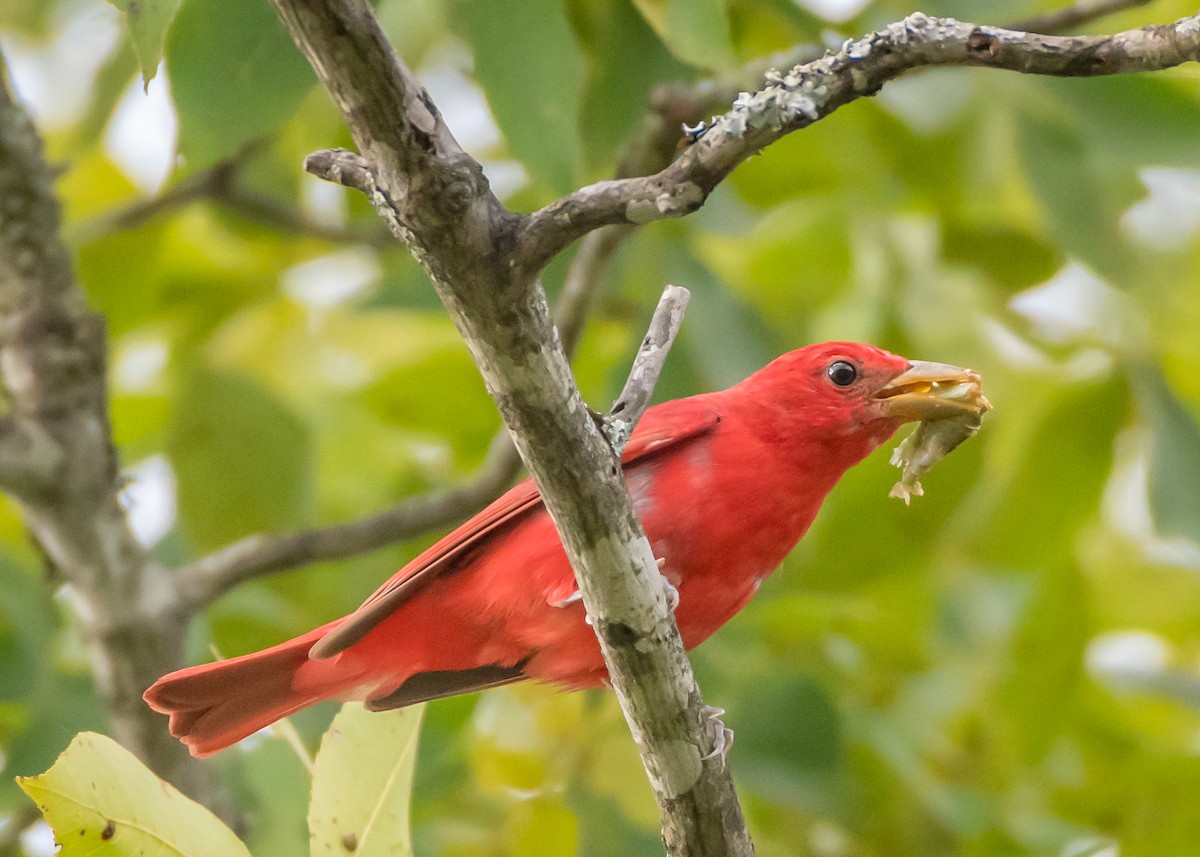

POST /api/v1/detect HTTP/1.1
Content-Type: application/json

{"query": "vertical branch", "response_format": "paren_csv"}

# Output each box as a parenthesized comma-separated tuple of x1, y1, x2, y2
(0, 55, 222, 808)
(272, 0, 754, 852)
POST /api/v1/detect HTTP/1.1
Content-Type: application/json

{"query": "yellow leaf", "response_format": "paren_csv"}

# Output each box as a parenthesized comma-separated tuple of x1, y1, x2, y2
(17, 732, 250, 856)
(308, 702, 424, 857)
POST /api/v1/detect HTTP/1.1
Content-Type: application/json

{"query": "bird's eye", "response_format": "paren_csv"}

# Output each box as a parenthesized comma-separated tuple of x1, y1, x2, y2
(827, 361, 858, 387)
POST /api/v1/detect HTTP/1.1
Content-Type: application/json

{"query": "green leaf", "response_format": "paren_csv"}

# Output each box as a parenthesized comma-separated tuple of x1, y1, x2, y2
(664, 246, 774, 389)
(630, 0, 735, 69)
(108, 0, 182, 87)
(506, 796, 579, 857)
(169, 369, 313, 550)
(1035, 76, 1200, 171)
(231, 740, 311, 857)
(0, 555, 53, 705)
(1140, 370, 1200, 545)
(309, 703, 424, 857)
(364, 347, 498, 459)
(958, 377, 1126, 567)
(456, 0, 584, 193)
(1015, 112, 1137, 278)
(0, 0, 54, 33)
(995, 562, 1088, 762)
(166, 0, 314, 169)
(733, 675, 841, 773)
(942, 224, 1061, 294)
(17, 731, 251, 856)
(2, 676, 106, 815)
(696, 198, 852, 333)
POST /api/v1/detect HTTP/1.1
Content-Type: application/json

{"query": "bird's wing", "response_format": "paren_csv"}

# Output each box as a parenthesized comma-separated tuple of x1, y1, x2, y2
(308, 399, 722, 659)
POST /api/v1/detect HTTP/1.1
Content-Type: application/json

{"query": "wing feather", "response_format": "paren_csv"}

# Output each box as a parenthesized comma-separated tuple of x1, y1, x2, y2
(309, 399, 722, 660)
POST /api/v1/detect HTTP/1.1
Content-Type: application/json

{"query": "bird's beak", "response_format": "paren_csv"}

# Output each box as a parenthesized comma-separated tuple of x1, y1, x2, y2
(874, 361, 993, 422)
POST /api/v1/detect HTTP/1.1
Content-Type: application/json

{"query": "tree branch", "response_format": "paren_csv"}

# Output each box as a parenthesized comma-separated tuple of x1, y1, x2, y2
(70, 150, 391, 247)
(176, 434, 520, 611)
(174, 184, 615, 610)
(270, 0, 751, 853)
(553, 226, 629, 359)
(0, 417, 63, 498)
(603, 285, 689, 454)
(0, 54, 223, 809)
(1012, 0, 1156, 34)
(517, 12, 1200, 273)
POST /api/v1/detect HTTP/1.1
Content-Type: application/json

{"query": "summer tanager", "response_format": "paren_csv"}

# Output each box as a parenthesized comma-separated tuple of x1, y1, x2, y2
(145, 342, 987, 757)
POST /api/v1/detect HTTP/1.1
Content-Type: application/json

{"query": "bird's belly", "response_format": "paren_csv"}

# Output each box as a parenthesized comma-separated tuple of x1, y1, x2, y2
(517, 467, 801, 687)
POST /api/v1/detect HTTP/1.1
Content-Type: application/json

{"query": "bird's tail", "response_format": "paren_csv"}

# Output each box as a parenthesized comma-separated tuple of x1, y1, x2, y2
(144, 622, 358, 757)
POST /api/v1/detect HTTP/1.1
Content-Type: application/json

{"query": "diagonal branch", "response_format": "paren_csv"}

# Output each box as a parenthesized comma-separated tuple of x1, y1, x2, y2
(70, 151, 391, 247)
(0, 416, 64, 498)
(271, 1, 752, 853)
(175, 205, 614, 611)
(176, 434, 520, 611)
(1012, 0, 1156, 34)
(602, 285, 689, 454)
(516, 12, 1200, 274)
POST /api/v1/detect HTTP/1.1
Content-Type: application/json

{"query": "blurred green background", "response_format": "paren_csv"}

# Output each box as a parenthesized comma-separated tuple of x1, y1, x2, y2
(3, 0, 1200, 854)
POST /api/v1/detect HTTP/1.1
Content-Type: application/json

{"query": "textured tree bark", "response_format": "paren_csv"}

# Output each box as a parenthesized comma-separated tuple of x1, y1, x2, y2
(269, 1, 754, 853)
(0, 60, 222, 809)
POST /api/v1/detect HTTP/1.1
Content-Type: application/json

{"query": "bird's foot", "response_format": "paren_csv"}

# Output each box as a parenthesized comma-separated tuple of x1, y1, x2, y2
(551, 590, 583, 608)
(701, 705, 734, 761)
(656, 557, 679, 612)
(555, 558, 675, 622)
(661, 577, 680, 612)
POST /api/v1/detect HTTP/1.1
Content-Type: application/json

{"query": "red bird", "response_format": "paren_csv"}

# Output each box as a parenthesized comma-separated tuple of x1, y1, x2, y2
(145, 343, 985, 757)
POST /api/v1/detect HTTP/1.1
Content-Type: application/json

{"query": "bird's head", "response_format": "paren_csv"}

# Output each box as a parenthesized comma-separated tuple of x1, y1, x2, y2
(741, 341, 990, 463)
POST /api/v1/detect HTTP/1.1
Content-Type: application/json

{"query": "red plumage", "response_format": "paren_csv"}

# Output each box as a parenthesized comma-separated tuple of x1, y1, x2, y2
(145, 343, 940, 757)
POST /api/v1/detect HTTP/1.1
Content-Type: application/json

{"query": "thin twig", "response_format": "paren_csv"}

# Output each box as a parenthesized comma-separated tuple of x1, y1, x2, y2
(1012, 0, 1155, 33)
(217, 182, 392, 246)
(176, 397, 520, 611)
(175, 212, 610, 610)
(70, 150, 391, 247)
(553, 226, 629, 359)
(68, 162, 228, 242)
(305, 148, 374, 194)
(603, 285, 690, 454)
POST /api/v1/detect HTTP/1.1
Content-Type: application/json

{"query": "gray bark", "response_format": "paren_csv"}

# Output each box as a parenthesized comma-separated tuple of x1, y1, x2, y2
(269, 2, 753, 852)
(0, 58, 219, 806)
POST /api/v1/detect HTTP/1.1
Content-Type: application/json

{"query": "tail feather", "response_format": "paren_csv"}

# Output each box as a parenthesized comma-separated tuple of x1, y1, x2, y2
(144, 625, 344, 758)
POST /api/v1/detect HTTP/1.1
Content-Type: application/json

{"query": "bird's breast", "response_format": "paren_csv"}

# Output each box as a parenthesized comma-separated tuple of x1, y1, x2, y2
(634, 432, 822, 647)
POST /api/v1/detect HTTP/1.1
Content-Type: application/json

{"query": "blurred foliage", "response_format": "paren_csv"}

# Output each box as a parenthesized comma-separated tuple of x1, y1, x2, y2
(3, 0, 1200, 854)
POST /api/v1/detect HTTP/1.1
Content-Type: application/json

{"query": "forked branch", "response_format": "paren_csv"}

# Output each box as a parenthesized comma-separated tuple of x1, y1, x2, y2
(516, 12, 1200, 273)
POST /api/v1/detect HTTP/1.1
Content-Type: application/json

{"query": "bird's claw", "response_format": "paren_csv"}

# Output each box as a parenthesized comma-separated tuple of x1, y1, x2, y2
(656, 557, 679, 612)
(551, 590, 583, 608)
(701, 705, 734, 761)
(555, 558, 676, 623)
(661, 578, 680, 612)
